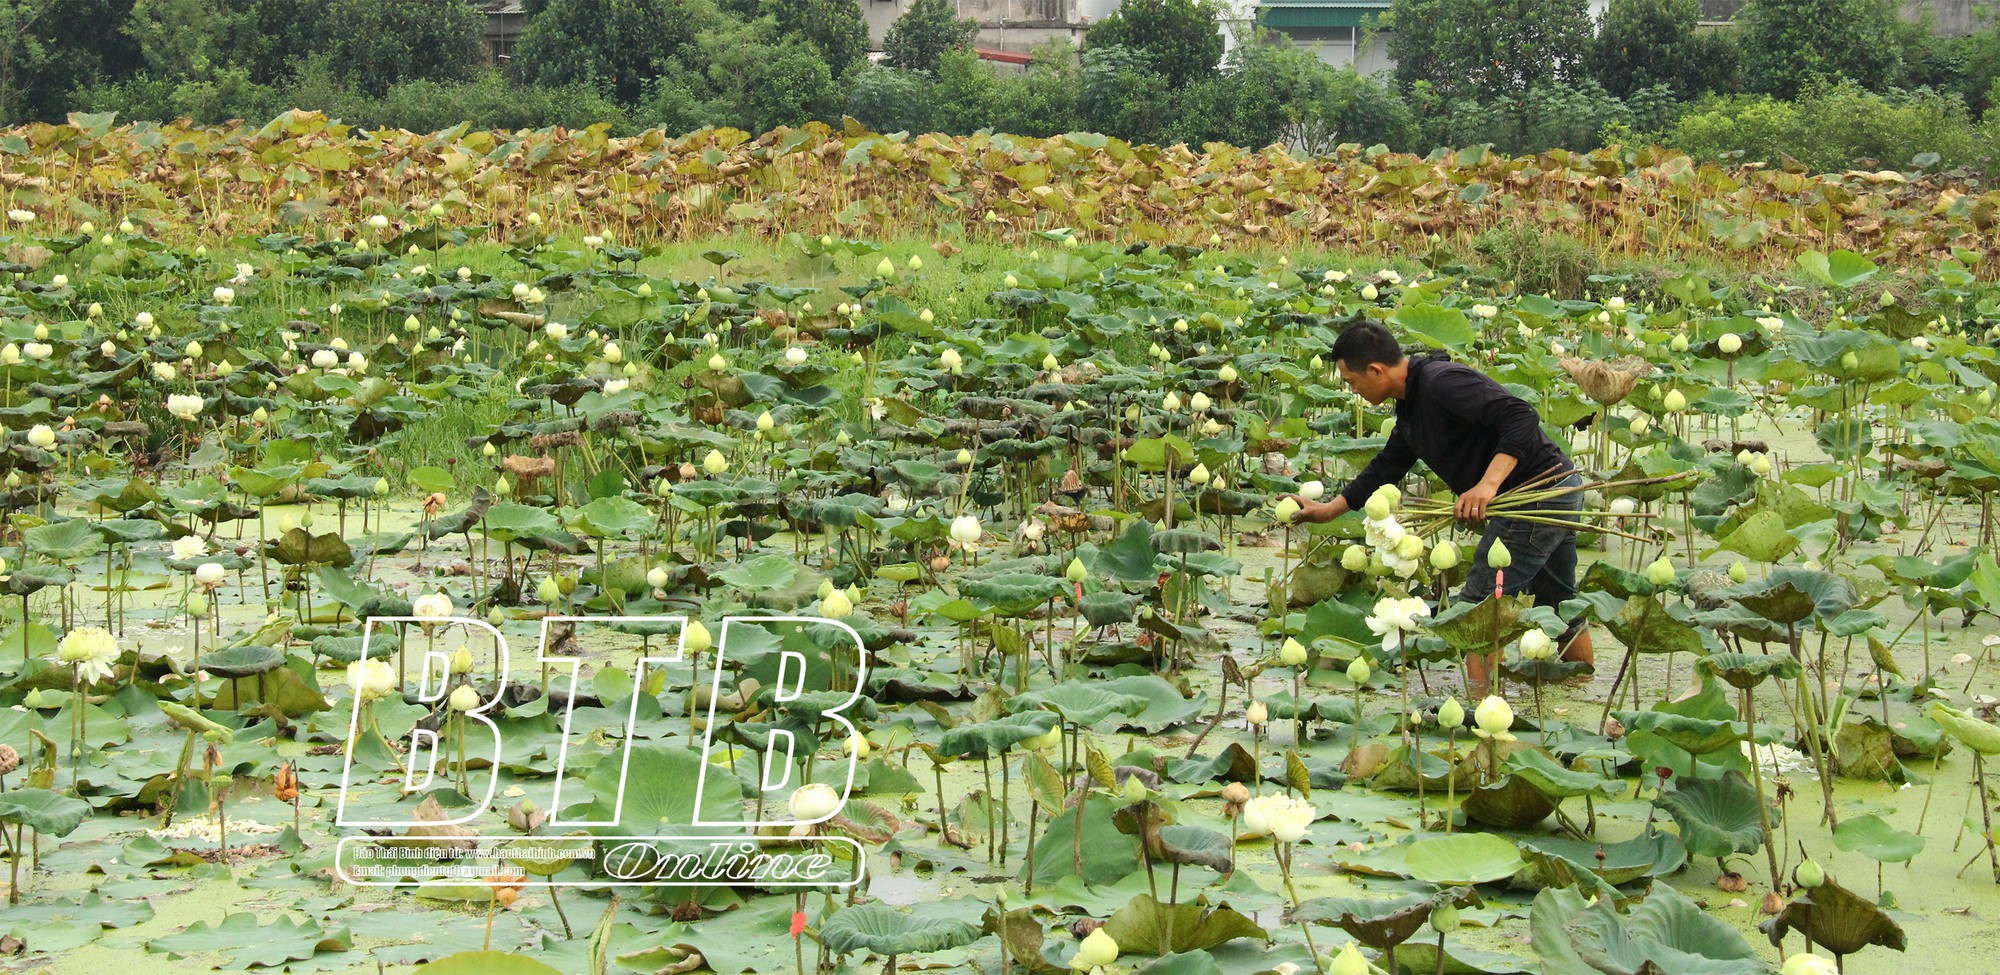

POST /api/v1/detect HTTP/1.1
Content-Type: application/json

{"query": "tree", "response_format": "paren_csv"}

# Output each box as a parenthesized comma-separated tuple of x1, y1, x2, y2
(884, 0, 979, 75)
(323, 0, 486, 96)
(1385, 0, 1594, 101)
(0, 0, 141, 123)
(1586, 0, 1704, 98)
(765, 0, 870, 78)
(512, 0, 723, 103)
(1736, 0, 1908, 98)
(1082, 0, 1222, 89)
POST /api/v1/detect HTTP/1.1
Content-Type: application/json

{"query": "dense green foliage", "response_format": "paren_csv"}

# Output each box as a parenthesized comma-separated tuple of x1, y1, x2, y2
(17, 0, 2000, 175)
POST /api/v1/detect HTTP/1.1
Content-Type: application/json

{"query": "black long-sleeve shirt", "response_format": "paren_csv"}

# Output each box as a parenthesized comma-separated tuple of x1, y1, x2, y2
(1337, 351, 1573, 512)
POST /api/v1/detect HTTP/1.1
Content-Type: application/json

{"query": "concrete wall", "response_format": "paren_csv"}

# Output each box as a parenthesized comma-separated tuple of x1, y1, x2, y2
(864, 0, 1092, 48)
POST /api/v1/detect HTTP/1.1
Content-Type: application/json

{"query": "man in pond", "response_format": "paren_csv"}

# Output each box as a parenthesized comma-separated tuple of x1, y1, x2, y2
(1281, 320, 1593, 697)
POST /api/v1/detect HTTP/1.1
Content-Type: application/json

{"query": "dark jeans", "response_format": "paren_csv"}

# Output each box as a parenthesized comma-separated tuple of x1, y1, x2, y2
(1456, 472, 1582, 609)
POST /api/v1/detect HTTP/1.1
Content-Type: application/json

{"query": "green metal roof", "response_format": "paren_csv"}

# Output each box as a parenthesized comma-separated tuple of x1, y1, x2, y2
(1256, 0, 1389, 28)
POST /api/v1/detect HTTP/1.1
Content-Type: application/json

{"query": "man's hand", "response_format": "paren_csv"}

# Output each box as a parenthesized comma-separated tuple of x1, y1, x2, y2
(1279, 494, 1348, 524)
(1455, 482, 1499, 523)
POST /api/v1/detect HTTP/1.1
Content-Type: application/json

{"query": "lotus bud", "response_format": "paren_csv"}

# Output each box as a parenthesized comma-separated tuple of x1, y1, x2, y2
(1280, 637, 1308, 667)
(1487, 537, 1512, 569)
(647, 566, 669, 590)
(1347, 657, 1371, 684)
(450, 645, 474, 675)
(1730, 561, 1749, 583)
(1629, 415, 1650, 435)
(1473, 696, 1514, 738)
(821, 588, 853, 618)
(1219, 364, 1239, 382)
(1519, 629, 1555, 660)
(1794, 857, 1824, 888)
(1341, 545, 1369, 571)
(1003, 273, 1018, 288)
(483, 442, 497, 457)
(1662, 389, 1686, 412)
(1246, 700, 1269, 727)
(1645, 557, 1676, 587)
(876, 256, 895, 278)
(1361, 283, 1378, 300)
(950, 514, 982, 545)
(1841, 351, 1859, 372)
(1298, 480, 1325, 501)
(448, 684, 480, 712)
(1188, 462, 1211, 485)
(1431, 539, 1460, 570)
(26, 424, 54, 448)
(1718, 333, 1742, 354)
(956, 447, 973, 466)
(1273, 496, 1301, 523)
(702, 449, 728, 475)
(683, 620, 713, 654)
(494, 475, 512, 497)
(1042, 353, 1059, 371)
(1438, 696, 1465, 728)
(536, 575, 562, 604)
(1430, 904, 1459, 934)
(1329, 941, 1369, 975)
(1161, 391, 1181, 411)
(756, 410, 774, 433)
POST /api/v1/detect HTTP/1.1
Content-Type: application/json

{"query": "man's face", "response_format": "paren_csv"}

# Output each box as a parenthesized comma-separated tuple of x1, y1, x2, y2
(1337, 359, 1392, 405)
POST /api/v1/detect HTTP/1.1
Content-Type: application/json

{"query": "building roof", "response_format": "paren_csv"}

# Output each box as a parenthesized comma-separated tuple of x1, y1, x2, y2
(1257, 0, 1390, 28)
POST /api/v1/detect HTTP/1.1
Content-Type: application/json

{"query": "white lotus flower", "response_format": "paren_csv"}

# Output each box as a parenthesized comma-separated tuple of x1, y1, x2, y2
(167, 393, 202, 420)
(171, 535, 207, 561)
(346, 658, 397, 701)
(790, 782, 841, 821)
(195, 562, 226, 587)
(412, 592, 454, 620)
(950, 514, 982, 545)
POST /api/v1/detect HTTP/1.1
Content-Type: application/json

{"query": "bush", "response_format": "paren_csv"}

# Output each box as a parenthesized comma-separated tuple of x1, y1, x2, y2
(1474, 223, 1598, 297)
(1316, 68, 1419, 151)
(363, 71, 629, 132)
(1079, 45, 1173, 144)
(984, 42, 1084, 137)
(1662, 80, 1981, 172)
(1422, 81, 1674, 155)
(884, 0, 980, 75)
(1735, 0, 1909, 98)
(847, 66, 935, 134)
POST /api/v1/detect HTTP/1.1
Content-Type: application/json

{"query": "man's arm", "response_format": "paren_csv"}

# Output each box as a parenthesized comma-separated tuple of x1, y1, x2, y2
(1281, 422, 1417, 524)
(1454, 451, 1518, 522)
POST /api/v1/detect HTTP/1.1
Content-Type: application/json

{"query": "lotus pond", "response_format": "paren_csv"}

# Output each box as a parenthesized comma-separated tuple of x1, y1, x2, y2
(2, 202, 2000, 975)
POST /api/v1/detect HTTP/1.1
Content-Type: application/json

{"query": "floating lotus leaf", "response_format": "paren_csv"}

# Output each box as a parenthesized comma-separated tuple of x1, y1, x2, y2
(1603, 595, 1706, 656)
(24, 519, 104, 561)
(1548, 882, 1766, 975)
(1613, 711, 1744, 756)
(1428, 593, 1536, 654)
(1008, 681, 1149, 726)
(961, 571, 1065, 616)
(1696, 651, 1802, 690)
(1503, 748, 1621, 800)
(0, 787, 91, 837)
(1077, 589, 1140, 626)
(1758, 876, 1907, 960)
(1291, 887, 1479, 951)
(1099, 893, 1268, 954)
(1150, 527, 1219, 555)
(1720, 567, 1855, 625)
(1513, 830, 1688, 889)
(818, 905, 982, 959)
(937, 711, 1059, 759)
(1156, 824, 1232, 872)
(263, 527, 355, 567)
(565, 496, 652, 538)
(1655, 770, 1770, 859)
(199, 644, 286, 678)
(476, 502, 563, 544)
(1403, 832, 1526, 886)
(1460, 773, 1558, 831)
(1832, 813, 1924, 863)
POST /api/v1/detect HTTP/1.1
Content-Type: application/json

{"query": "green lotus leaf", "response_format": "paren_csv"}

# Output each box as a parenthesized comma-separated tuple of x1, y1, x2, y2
(1290, 887, 1479, 951)
(566, 496, 652, 538)
(1156, 824, 1233, 872)
(1459, 773, 1558, 832)
(1077, 589, 1140, 626)
(1503, 748, 1621, 800)
(1721, 567, 1856, 625)
(1604, 595, 1707, 656)
(199, 644, 286, 678)
(477, 502, 563, 543)
(1562, 881, 1766, 975)
(938, 711, 1059, 759)
(1100, 893, 1268, 954)
(413, 952, 563, 974)
(1926, 701, 2000, 755)
(1697, 652, 1802, 690)
(1655, 770, 1771, 859)
(818, 904, 982, 959)
(5, 565, 74, 595)
(0, 787, 91, 837)
(1613, 711, 1744, 756)
(1150, 527, 1219, 555)
(508, 834, 597, 877)
(1429, 593, 1537, 654)
(961, 571, 1066, 616)
(1008, 680, 1149, 726)
(1757, 876, 1907, 959)
(25, 519, 104, 561)
(1832, 813, 1924, 863)
(1513, 830, 1687, 889)
(263, 527, 355, 567)
(1403, 832, 1526, 886)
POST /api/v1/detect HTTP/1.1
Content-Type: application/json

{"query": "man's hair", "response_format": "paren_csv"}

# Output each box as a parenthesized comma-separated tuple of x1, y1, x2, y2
(1330, 321, 1405, 370)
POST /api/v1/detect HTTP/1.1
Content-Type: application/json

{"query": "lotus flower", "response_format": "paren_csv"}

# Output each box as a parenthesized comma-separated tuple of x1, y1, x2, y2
(950, 514, 982, 545)
(195, 562, 226, 587)
(346, 658, 397, 701)
(1071, 928, 1119, 970)
(449, 685, 480, 712)
(56, 626, 119, 685)
(167, 394, 203, 421)
(1472, 696, 1515, 740)
(172, 535, 207, 561)
(412, 592, 454, 620)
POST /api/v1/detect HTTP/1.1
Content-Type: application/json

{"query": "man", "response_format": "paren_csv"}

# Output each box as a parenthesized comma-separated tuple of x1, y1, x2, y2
(1282, 321, 1592, 697)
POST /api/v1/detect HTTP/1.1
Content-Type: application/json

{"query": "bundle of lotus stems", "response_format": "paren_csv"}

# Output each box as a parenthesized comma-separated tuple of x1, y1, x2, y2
(1395, 465, 1693, 542)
